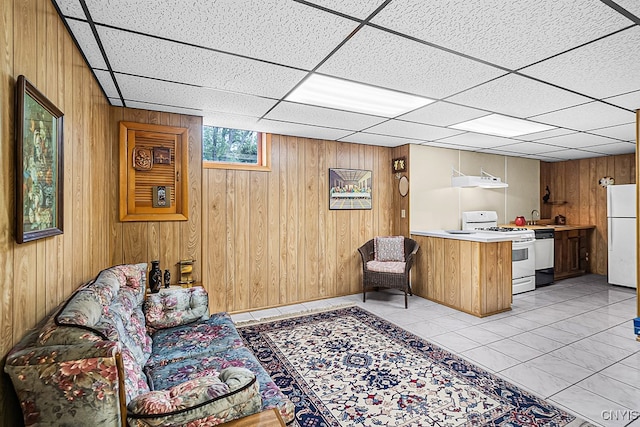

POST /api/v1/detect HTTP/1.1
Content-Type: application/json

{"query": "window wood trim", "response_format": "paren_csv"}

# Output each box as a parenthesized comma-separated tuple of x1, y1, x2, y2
(203, 133, 271, 171)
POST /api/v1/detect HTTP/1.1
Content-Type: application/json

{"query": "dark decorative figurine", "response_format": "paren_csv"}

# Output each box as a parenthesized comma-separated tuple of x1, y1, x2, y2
(149, 260, 162, 293)
(164, 269, 171, 288)
(543, 185, 550, 204)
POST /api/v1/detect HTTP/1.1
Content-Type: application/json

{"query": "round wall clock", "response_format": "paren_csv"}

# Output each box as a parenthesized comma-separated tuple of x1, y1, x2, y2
(599, 176, 615, 187)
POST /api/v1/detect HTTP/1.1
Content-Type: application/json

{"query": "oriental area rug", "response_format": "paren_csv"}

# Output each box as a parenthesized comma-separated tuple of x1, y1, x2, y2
(237, 306, 592, 427)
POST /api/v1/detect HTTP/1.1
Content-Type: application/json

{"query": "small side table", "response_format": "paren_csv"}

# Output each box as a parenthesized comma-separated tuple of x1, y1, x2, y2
(221, 409, 286, 427)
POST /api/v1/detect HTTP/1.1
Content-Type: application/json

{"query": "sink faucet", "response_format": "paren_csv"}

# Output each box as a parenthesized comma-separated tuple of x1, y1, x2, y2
(530, 209, 540, 225)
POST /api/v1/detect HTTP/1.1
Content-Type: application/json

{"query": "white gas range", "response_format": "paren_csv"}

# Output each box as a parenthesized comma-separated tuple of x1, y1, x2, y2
(462, 211, 536, 295)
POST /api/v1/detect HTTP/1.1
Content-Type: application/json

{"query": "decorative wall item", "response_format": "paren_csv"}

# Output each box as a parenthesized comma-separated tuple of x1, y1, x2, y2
(149, 260, 162, 293)
(392, 156, 406, 174)
(119, 121, 189, 221)
(152, 185, 170, 208)
(132, 146, 153, 170)
(178, 259, 195, 285)
(329, 168, 372, 210)
(153, 147, 171, 164)
(15, 75, 64, 244)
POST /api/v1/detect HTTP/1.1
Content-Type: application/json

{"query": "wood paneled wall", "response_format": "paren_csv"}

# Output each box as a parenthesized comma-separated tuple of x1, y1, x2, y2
(540, 154, 636, 275)
(202, 137, 394, 313)
(392, 145, 410, 236)
(1, 0, 113, 425)
(108, 108, 202, 280)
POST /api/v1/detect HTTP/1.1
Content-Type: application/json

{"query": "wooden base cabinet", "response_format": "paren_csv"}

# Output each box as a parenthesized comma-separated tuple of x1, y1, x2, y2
(554, 228, 592, 280)
(412, 235, 512, 317)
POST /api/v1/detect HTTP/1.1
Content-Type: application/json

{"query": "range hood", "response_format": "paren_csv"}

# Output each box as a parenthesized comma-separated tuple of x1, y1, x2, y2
(451, 168, 508, 188)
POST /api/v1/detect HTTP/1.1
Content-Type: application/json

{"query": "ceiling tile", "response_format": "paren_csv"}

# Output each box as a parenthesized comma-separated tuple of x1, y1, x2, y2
(366, 119, 464, 140)
(203, 112, 261, 131)
(604, 90, 640, 110)
(259, 120, 353, 141)
(586, 142, 636, 156)
(522, 153, 564, 162)
(446, 74, 591, 118)
(301, 1, 388, 19)
(116, 74, 278, 117)
(397, 101, 488, 127)
(108, 97, 123, 107)
(370, 0, 630, 69)
(66, 20, 107, 69)
(491, 142, 568, 155)
(533, 132, 620, 149)
(126, 101, 203, 117)
(520, 27, 640, 99)
(85, 0, 358, 69)
(587, 123, 636, 140)
(93, 70, 119, 98)
(263, 101, 386, 131)
(437, 132, 519, 149)
(99, 28, 306, 99)
(420, 140, 476, 150)
(53, 0, 85, 19)
(339, 132, 420, 147)
(517, 127, 576, 141)
(318, 26, 504, 99)
(537, 149, 602, 160)
(531, 102, 635, 131)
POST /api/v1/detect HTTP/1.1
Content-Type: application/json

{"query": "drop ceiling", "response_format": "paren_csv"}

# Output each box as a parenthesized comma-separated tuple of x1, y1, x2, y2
(53, 0, 640, 161)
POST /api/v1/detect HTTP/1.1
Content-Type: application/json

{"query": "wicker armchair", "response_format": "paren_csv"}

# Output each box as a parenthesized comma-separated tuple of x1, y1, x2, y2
(358, 237, 420, 309)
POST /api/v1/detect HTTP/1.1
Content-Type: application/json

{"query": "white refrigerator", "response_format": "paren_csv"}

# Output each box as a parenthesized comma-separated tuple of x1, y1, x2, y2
(607, 184, 637, 288)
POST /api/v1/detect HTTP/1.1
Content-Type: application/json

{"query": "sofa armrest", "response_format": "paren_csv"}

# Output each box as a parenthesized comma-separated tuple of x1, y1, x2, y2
(144, 286, 209, 332)
(127, 367, 262, 427)
(4, 341, 124, 426)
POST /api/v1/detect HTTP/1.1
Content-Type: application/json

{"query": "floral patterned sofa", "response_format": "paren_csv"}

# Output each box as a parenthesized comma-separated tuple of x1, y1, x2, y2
(4, 263, 294, 426)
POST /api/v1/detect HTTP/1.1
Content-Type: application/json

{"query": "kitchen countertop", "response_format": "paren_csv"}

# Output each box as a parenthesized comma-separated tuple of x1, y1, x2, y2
(411, 230, 516, 243)
(502, 224, 595, 231)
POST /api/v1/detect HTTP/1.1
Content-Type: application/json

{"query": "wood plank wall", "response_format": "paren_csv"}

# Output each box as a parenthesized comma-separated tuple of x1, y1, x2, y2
(392, 145, 410, 236)
(109, 108, 202, 281)
(540, 153, 636, 275)
(0, 0, 113, 425)
(202, 136, 395, 313)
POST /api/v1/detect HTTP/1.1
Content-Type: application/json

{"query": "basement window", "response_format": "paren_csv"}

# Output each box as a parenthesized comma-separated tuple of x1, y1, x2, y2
(203, 126, 270, 171)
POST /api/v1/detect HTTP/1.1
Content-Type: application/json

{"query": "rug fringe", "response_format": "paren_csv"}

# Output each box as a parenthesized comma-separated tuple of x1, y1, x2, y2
(234, 302, 356, 327)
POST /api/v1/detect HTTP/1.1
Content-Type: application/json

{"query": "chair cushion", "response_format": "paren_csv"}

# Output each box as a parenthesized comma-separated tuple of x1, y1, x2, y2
(374, 236, 405, 262)
(367, 260, 406, 274)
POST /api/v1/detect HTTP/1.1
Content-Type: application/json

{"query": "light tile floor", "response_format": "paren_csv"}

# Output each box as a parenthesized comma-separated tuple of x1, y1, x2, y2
(230, 274, 640, 427)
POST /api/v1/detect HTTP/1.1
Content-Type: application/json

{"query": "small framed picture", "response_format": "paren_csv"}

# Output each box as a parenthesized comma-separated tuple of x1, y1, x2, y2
(153, 147, 171, 164)
(152, 186, 171, 208)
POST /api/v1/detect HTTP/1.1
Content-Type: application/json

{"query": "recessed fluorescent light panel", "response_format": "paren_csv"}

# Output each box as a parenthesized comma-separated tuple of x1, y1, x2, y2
(451, 114, 556, 137)
(285, 74, 434, 117)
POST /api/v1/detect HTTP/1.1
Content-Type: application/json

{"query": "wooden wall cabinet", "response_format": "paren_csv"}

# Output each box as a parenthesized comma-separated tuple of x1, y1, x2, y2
(554, 228, 591, 280)
(119, 121, 189, 221)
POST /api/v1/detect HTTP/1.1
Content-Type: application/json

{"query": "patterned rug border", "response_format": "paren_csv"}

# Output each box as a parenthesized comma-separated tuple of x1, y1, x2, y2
(233, 302, 357, 327)
(238, 305, 596, 427)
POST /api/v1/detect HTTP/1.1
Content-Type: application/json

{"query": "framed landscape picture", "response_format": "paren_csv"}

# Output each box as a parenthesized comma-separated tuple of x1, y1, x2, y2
(15, 75, 64, 243)
(329, 168, 372, 210)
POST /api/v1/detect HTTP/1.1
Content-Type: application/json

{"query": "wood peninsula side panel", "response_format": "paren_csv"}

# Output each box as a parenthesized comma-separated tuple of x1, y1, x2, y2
(412, 235, 512, 317)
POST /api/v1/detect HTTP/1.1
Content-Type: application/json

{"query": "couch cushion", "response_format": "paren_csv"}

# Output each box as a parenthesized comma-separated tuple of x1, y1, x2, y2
(145, 313, 244, 369)
(127, 368, 261, 426)
(144, 286, 209, 333)
(49, 263, 152, 402)
(374, 236, 405, 262)
(144, 346, 294, 423)
(367, 260, 406, 274)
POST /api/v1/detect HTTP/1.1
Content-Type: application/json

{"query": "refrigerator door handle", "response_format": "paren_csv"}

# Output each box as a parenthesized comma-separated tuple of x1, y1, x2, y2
(608, 217, 612, 248)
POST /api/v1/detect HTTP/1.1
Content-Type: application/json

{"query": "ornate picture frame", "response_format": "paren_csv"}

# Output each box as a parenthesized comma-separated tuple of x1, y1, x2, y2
(15, 75, 64, 243)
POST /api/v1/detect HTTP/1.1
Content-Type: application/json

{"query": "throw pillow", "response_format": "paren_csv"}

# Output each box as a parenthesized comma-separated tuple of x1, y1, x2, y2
(374, 236, 405, 262)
